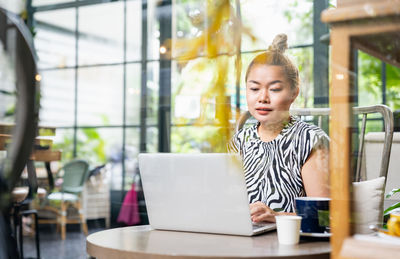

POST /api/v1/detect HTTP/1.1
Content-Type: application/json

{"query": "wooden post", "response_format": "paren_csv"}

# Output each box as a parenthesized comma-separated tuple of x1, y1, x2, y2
(329, 26, 352, 259)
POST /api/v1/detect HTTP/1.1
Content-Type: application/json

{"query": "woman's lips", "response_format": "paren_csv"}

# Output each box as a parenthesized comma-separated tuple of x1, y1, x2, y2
(255, 108, 272, 115)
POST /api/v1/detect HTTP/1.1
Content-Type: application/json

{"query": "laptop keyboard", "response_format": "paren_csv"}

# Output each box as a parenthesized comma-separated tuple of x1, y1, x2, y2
(252, 223, 271, 230)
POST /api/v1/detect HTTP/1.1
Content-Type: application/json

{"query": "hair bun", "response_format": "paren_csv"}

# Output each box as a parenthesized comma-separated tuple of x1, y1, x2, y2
(269, 34, 288, 53)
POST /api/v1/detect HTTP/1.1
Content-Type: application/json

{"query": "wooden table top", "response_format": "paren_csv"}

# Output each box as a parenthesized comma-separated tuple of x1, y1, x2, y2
(86, 225, 330, 259)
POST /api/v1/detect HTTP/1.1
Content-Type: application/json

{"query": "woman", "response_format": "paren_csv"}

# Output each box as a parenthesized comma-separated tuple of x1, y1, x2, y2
(228, 34, 329, 223)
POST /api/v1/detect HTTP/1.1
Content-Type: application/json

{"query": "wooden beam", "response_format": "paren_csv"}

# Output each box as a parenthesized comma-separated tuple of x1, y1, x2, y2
(329, 27, 352, 259)
(321, 1, 400, 23)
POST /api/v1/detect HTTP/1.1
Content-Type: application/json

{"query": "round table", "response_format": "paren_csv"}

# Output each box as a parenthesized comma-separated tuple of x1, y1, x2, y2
(86, 225, 330, 259)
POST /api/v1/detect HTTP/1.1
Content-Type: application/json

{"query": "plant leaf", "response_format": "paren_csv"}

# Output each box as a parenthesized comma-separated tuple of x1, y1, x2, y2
(386, 188, 400, 198)
(383, 202, 400, 216)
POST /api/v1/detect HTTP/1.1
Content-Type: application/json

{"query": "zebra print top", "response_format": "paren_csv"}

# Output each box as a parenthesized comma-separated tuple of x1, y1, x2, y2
(228, 116, 329, 213)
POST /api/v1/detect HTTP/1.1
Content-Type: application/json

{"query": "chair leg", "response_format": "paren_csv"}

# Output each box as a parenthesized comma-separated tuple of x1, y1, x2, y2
(18, 213, 23, 259)
(56, 220, 61, 233)
(33, 213, 41, 259)
(31, 214, 36, 237)
(21, 210, 41, 259)
(77, 201, 88, 236)
(61, 202, 66, 240)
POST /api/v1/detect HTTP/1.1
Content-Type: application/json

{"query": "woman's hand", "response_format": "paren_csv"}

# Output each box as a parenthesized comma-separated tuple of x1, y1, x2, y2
(250, 202, 297, 222)
(249, 201, 277, 223)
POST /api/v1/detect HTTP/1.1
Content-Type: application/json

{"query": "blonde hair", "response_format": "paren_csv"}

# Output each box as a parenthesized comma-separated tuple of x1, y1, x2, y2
(245, 34, 299, 90)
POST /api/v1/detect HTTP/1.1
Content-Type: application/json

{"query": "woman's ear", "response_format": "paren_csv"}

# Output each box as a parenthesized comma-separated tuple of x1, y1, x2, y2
(291, 87, 299, 102)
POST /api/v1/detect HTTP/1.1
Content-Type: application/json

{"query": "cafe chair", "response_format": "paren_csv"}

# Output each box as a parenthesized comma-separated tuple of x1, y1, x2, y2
(35, 159, 90, 240)
(11, 160, 47, 259)
(236, 104, 394, 234)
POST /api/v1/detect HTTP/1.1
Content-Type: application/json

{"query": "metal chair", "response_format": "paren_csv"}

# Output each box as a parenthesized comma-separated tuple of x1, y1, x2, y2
(11, 160, 42, 259)
(235, 104, 394, 184)
(35, 159, 90, 240)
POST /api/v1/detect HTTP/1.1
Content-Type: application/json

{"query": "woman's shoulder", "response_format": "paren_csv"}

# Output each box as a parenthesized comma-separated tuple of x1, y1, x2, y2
(291, 118, 328, 136)
(233, 122, 258, 140)
(230, 123, 259, 149)
(289, 118, 330, 149)
(229, 123, 258, 153)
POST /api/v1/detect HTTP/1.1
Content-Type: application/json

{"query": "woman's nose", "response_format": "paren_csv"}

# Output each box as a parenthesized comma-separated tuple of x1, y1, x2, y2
(258, 89, 269, 103)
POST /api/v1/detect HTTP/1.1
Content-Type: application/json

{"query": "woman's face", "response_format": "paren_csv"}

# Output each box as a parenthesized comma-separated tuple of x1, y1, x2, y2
(246, 65, 298, 126)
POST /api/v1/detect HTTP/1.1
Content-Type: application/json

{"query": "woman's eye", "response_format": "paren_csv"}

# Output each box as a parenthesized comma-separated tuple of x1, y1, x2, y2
(249, 88, 259, 91)
(270, 88, 282, 92)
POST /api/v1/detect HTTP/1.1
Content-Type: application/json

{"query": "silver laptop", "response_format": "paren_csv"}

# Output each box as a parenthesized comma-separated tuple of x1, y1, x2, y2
(138, 153, 276, 236)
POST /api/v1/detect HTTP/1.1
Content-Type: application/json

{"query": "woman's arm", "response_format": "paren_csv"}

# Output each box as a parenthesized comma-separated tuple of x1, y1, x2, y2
(250, 147, 329, 223)
(301, 147, 330, 197)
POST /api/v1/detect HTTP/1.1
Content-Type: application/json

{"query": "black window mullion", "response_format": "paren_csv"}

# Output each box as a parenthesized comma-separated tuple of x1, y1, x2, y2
(313, 0, 329, 108)
(157, 0, 172, 153)
(140, 0, 148, 152)
(121, 0, 127, 192)
(73, 4, 79, 158)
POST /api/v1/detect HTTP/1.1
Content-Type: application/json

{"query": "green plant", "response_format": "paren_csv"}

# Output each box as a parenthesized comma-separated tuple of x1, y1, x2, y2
(53, 128, 106, 165)
(384, 188, 400, 216)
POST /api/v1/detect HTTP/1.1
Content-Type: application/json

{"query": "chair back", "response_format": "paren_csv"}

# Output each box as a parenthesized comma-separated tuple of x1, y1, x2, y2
(235, 105, 394, 184)
(61, 160, 90, 194)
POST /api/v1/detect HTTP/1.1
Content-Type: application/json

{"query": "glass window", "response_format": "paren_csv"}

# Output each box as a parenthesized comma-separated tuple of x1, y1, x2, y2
(0, 44, 16, 124)
(171, 126, 226, 153)
(147, 0, 160, 60)
(33, 0, 72, 6)
(126, 0, 142, 62)
(77, 66, 123, 126)
(78, 2, 124, 65)
(124, 127, 140, 189)
(289, 47, 314, 108)
(126, 64, 141, 125)
(146, 61, 159, 126)
(52, 128, 74, 163)
(173, 0, 206, 58)
(386, 63, 400, 110)
(39, 69, 75, 127)
(146, 127, 158, 152)
(241, 0, 313, 52)
(76, 127, 122, 166)
(358, 50, 382, 107)
(171, 57, 236, 125)
(34, 8, 76, 69)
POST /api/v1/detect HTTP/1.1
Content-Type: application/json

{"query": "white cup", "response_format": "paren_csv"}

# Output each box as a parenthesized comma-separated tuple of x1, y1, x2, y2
(275, 215, 302, 245)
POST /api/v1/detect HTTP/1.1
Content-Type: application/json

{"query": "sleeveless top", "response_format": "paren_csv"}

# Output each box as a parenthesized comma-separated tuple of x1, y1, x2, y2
(228, 116, 329, 213)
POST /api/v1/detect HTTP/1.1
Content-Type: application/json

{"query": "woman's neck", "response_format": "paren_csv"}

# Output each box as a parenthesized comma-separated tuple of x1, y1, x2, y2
(257, 117, 291, 142)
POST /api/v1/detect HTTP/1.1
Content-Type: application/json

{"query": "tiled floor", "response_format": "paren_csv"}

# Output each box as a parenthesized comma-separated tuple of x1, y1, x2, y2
(23, 221, 105, 259)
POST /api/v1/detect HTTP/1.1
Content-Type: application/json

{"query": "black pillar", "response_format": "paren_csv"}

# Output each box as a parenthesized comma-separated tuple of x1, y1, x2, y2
(313, 0, 329, 108)
(157, 0, 172, 152)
